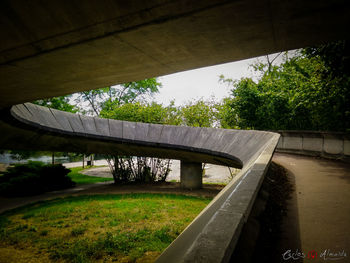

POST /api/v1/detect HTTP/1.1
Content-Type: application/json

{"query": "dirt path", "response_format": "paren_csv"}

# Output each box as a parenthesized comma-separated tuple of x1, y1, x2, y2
(273, 153, 350, 262)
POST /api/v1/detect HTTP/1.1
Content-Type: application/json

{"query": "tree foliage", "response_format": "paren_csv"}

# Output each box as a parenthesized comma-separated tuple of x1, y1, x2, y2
(76, 78, 161, 116)
(220, 41, 350, 131)
(180, 98, 220, 128)
(100, 102, 172, 124)
(33, 78, 161, 117)
(100, 98, 223, 128)
(34, 95, 78, 113)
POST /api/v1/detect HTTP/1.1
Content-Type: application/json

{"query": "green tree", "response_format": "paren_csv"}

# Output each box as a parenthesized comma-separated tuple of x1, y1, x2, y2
(76, 78, 162, 116)
(101, 99, 222, 128)
(100, 102, 170, 124)
(180, 98, 221, 128)
(34, 95, 78, 113)
(303, 40, 350, 78)
(75, 88, 108, 115)
(220, 42, 350, 131)
(215, 97, 238, 129)
(302, 40, 350, 130)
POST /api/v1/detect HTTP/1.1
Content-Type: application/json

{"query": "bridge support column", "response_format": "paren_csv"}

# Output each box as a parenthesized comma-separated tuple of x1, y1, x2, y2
(180, 161, 202, 189)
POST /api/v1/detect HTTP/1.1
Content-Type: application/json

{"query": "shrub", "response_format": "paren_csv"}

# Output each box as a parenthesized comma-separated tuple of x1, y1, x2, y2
(0, 161, 75, 197)
(106, 156, 171, 183)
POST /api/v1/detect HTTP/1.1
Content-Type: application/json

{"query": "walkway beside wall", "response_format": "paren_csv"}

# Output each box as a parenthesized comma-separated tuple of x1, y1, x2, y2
(273, 153, 350, 262)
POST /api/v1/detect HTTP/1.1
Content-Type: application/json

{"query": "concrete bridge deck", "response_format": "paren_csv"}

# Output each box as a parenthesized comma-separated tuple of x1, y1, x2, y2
(1, 0, 349, 109)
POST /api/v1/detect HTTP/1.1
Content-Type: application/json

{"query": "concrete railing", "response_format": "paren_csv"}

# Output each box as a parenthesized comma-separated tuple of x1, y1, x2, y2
(0, 103, 280, 262)
(275, 130, 350, 160)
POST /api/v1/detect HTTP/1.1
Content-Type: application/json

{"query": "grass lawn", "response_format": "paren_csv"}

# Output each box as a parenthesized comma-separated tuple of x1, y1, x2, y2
(68, 166, 114, 185)
(0, 193, 211, 262)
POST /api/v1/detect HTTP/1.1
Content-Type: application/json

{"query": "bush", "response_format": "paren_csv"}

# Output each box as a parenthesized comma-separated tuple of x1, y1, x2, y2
(0, 161, 75, 197)
(106, 156, 171, 183)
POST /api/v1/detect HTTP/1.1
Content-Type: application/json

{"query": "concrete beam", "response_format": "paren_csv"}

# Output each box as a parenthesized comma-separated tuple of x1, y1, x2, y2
(0, 0, 349, 108)
(180, 161, 202, 189)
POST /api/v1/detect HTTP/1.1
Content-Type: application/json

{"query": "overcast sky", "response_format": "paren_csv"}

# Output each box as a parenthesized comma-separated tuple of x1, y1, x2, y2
(152, 52, 288, 106)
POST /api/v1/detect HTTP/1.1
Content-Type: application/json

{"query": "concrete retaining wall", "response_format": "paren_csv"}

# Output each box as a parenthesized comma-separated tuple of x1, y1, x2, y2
(276, 130, 350, 160)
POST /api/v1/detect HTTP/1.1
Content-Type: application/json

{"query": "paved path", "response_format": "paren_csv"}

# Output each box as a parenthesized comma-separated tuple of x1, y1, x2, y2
(273, 153, 350, 262)
(80, 160, 239, 184)
(62, 159, 108, 168)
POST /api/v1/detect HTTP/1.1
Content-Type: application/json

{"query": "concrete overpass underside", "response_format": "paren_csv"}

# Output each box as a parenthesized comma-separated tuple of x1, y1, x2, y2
(0, 0, 349, 108)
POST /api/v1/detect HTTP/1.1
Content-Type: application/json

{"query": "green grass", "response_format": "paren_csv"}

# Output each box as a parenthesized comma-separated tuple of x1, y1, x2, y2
(0, 193, 211, 262)
(67, 166, 114, 185)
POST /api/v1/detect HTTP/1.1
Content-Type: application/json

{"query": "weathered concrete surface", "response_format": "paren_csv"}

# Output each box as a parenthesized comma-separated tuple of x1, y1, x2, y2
(0, 0, 349, 108)
(273, 153, 350, 262)
(283, 134, 303, 151)
(276, 130, 350, 160)
(180, 161, 202, 189)
(157, 135, 278, 263)
(324, 134, 344, 155)
(0, 103, 280, 263)
(2, 103, 267, 167)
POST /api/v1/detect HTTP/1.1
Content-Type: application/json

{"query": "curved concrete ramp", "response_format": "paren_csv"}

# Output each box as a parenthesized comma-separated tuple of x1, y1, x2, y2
(0, 103, 277, 168)
(0, 103, 280, 262)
